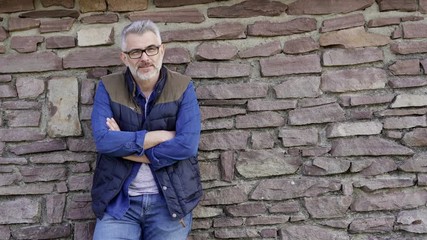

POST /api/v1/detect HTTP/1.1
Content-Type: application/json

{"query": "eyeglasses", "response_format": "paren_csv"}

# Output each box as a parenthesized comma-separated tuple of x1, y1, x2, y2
(123, 45, 161, 59)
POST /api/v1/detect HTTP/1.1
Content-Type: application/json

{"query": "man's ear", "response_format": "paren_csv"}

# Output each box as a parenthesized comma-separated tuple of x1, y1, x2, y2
(120, 52, 128, 65)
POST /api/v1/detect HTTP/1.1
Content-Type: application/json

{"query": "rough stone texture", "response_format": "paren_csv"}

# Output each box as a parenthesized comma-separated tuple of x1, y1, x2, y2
(260, 54, 321, 76)
(323, 47, 383, 66)
(288, 103, 345, 125)
(207, 0, 287, 18)
(47, 77, 82, 137)
(320, 26, 390, 48)
(321, 68, 388, 92)
(331, 137, 414, 156)
(320, 13, 365, 33)
(248, 18, 317, 37)
(162, 22, 246, 42)
(280, 224, 350, 240)
(77, 26, 114, 47)
(10, 36, 44, 53)
(8, 17, 40, 31)
(236, 149, 301, 178)
(287, 0, 373, 15)
(2, 1, 427, 239)
(0, 52, 62, 73)
(185, 62, 250, 78)
(283, 37, 319, 54)
(128, 8, 204, 23)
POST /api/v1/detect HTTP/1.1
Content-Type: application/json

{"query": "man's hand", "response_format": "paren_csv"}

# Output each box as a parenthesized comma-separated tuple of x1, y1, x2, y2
(106, 117, 120, 131)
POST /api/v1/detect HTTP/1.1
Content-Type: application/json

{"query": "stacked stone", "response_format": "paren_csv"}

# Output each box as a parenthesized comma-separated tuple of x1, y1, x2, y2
(1, 0, 427, 239)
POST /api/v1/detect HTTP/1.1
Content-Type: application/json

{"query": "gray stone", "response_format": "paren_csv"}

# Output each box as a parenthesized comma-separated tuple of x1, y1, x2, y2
(0, 128, 45, 142)
(5, 110, 40, 127)
(305, 196, 352, 218)
(350, 157, 398, 176)
(391, 94, 427, 108)
(331, 136, 414, 156)
(279, 128, 319, 147)
(403, 128, 427, 147)
(77, 26, 114, 47)
(326, 121, 383, 137)
(19, 165, 67, 182)
(236, 149, 301, 178)
(288, 103, 345, 125)
(220, 151, 235, 182)
(353, 176, 416, 191)
(202, 186, 247, 205)
(0, 198, 39, 224)
(199, 131, 250, 150)
(349, 216, 395, 233)
(225, 202, 267, 217)
(384, 116, 426, 129)
(236, 111, 285, 128)
(302, 157, 351, 176)
(47, 77, 82, 137)
(400, 152, 427, 172)
(46, 194, 66, 224)
(11, 224, 71, 239)
(279, 224, 349, 240)
(251, 177, 341, 200)
(0, 183, 54, 195)
(274, 76, 321, 98)
(396, 209, 427, 233)
(351, 189, 427, 212)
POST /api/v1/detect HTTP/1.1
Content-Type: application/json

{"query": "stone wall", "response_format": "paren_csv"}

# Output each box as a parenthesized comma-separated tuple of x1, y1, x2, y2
(1, 0, 427, 239)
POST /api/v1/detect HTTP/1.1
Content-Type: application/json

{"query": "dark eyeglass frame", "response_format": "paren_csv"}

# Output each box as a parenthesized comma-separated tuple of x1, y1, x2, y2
(123, 45, 161, 59)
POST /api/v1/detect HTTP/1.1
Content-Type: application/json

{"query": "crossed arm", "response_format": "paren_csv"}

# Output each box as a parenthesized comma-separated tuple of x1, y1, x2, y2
(105, 117, 175, 164)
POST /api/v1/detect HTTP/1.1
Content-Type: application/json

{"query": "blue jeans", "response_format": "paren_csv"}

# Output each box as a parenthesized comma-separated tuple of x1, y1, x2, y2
(93, 194, 192, 240)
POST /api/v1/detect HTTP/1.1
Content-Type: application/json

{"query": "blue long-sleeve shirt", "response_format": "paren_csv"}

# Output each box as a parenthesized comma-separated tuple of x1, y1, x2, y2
(91, 67, 201, 219)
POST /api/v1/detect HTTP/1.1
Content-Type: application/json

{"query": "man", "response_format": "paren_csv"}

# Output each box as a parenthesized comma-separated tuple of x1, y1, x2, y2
(90, 20, 202, 240)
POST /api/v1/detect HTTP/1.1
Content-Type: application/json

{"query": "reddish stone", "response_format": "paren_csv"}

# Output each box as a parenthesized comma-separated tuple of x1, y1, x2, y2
(79, 0, 107, 13)
(402, 22, 427, 39)
(0, 45, 5, 54)
(207, 0, 287, 18)
(248, 18, 316, 37)
(63, 47, 122, 69)
(320, 13, 365, 32)
(0, 26, 8, 41)
(127, 8, 204, 23)
(10, 36, 44, 53)
(107, 0, 148, 12)
(46, 36, 76, 49)
(389, 59, 421, 75)
(196, 42, 238, 60)
(196, 83, 268, 100)
(40, 18, 75, 33)
(401, 16, 424, 22)
(41, 0, 74, 8)
(239, 41, 282, 58)
(320, 26, 390, 48)
(80, 13, 119, 24)
(322, 47, 384, 66)
(368, 16, 401, 27)
(283, 37, 319, 54)
(163, 47, 191, 64)
(391, 41, 427, 54)
(154, 0, 216, 7)
(0, 0, 34, 13)
(185, 62, 250, 78)
(260, 54, 321, 76)
(376, 0, 417, 12)
(421, 0, 427, 13)
(162, 22, 246, 42)
(19, 10, 80, 18)
(0, 52, 62, 73)
(8, 17, 40, 31)
(287, 0, 374, 15)
(389, 76, 427, 88)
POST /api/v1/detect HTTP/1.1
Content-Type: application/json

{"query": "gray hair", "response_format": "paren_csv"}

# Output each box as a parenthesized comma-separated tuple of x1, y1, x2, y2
(121, 20, 162, 51)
